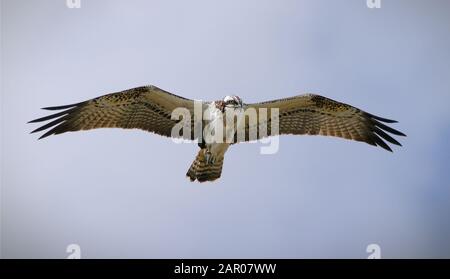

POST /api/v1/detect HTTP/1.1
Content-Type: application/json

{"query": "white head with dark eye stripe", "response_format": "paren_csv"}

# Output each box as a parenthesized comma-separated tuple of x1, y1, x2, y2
(223, 95, 243, 108)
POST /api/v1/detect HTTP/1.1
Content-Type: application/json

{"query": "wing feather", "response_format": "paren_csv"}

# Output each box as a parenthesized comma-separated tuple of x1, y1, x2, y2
(29, 85, 199, 140)
(244, 94, 406, 152)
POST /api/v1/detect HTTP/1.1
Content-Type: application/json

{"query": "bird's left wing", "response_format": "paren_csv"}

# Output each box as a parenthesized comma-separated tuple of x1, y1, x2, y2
(242, 94, 406, 152)
(29, 85, 201, 140)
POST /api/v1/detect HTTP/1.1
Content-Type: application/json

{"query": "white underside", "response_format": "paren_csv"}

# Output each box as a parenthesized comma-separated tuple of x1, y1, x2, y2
(203, 102, 245, 164)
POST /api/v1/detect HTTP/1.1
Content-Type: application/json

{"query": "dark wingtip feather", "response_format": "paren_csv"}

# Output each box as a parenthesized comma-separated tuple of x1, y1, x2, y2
(41, 102, 83, 111)
(28, 107, 76, 123)
(371, 118, 406, 137)
(29, 105, 79, 139)
(373, 135, 393, 152)
(38, 133, 52, 140)
(36, 122, 68, 140)
(30, 116, 67, 134)
(363, 112, 406, 152)
(367, 113, 398, 123)
(373, 127, 402, 147)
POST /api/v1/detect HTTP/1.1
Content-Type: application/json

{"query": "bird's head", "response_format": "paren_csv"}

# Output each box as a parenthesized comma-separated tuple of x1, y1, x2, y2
(223, 95, 243, 108)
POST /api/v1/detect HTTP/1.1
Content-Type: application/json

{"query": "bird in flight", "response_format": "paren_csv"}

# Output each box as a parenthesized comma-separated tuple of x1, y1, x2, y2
(29, 85, 405, 182)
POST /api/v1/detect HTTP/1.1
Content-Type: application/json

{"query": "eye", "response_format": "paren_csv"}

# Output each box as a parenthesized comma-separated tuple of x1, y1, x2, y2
(226, 99, 237, 105)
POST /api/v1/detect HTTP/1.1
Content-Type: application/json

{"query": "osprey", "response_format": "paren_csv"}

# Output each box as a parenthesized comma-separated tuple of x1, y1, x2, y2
(29, 85, 405, 182)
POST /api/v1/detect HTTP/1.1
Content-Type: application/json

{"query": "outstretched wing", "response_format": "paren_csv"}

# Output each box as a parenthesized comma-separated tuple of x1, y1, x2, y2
(244, 94, 406, 152)
(29, 85, 200, 140)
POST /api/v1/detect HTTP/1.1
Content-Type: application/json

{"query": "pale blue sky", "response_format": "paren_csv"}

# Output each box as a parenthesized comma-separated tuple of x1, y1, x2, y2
(1, 0, 450, 258)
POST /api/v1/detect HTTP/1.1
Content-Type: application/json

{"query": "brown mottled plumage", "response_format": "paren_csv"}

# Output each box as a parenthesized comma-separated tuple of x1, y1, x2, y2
(29, 85, 406, 182)
(187, 149, 224, 182)
(29, 85, 198, 140)
(244, 94, 405, 151)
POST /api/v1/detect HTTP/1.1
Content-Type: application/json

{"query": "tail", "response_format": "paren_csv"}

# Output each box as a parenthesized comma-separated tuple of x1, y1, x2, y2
(186, 149, 224, 182)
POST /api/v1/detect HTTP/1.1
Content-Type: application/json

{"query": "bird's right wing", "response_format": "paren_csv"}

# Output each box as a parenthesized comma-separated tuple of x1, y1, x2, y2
(29, 85, 203, 140)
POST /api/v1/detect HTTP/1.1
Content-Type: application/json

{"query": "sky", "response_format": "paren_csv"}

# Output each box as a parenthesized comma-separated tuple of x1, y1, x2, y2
(1, 0, 450, 258)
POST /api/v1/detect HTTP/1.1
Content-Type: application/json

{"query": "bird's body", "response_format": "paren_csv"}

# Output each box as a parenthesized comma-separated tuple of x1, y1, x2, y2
(29, 85, 406, 182)
(187, 97, 246, 181)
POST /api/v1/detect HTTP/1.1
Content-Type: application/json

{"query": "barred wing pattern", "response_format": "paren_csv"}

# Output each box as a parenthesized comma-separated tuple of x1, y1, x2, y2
(245, 94, 406, 152)
(29, 85, 198, 140)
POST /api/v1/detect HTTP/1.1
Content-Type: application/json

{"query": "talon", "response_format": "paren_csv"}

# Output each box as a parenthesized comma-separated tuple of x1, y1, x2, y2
(205, 150, 216, 165)
(205, 150, 212, 164)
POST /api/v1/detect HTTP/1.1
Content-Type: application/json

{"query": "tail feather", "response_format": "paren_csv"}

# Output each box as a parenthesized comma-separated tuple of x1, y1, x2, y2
(187, 149, 224, 182)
